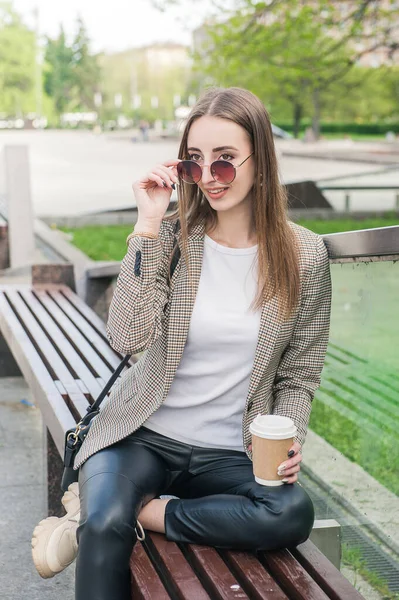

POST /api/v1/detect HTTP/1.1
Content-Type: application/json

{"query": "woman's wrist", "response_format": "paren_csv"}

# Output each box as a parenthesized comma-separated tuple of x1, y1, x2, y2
(134, 218, 162, 237)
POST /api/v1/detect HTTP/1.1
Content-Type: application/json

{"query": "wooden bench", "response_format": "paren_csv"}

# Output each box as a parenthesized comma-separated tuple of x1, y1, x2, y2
(130, 530, 365, 599)
(0, 282, 365, 599)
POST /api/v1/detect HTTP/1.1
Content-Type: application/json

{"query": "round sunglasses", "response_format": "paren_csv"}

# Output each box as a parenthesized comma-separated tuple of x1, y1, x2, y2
(177, 152, 254, 185)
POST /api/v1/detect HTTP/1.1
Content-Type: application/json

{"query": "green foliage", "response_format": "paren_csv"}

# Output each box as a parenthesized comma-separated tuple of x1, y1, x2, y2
(44, 27, 75, 116)
(44, 18, 101, 118)
(276, 121, 399, 135)
(0, 2, 36, 115)
(71, 17, 101, 111)
(192, 0, 399, 137)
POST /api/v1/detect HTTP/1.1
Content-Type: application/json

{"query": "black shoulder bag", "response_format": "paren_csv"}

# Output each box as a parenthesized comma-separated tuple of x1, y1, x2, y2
(61, 221, 181, 491)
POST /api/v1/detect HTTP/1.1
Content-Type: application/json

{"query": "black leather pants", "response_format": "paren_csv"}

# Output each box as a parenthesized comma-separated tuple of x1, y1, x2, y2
(75, 427, 314, 600)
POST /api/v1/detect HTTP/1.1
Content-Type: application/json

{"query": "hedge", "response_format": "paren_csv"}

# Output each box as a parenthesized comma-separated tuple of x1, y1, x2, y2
(275, 121, 399, 135)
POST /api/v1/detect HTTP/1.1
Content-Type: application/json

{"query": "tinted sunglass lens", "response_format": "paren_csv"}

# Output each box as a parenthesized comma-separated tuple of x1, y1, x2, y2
(211, 161, 235, 184)
(177, 161, 202, 184)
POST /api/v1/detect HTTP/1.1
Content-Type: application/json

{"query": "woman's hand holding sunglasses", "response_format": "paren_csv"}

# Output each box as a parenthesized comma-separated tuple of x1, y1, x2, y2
(132, 160, 180, 225)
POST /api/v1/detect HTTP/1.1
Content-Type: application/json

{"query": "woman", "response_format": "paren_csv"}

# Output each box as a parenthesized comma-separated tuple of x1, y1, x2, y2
(32, 87, 332, 600)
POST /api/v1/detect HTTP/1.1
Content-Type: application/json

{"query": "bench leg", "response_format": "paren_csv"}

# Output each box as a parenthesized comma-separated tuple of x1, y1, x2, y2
(85, 276, 114, 322)
(309, 519, 341, 569)
(46, 428, 65, 517)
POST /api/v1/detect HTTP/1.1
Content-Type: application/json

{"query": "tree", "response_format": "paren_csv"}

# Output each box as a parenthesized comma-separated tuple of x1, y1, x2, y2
(71, 17, 101, 111)
(44, 17, 101, 119)
(174, 0, 399, 137)
(0, 2, 36, 115)
(44, 26, 75, 116)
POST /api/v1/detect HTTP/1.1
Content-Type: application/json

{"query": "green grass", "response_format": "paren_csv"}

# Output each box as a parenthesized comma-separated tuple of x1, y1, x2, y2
(60, 225, 133, 261)
(309, 399, 399, 496)
(297, 216, 398, 235)
(61, 216, 398, 261)
(342, 544, 399, 600)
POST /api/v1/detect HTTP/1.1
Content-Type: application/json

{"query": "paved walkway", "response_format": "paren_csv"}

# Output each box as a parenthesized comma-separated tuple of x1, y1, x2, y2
(1, 131, 396, 218)
(0, 377, 74, 600)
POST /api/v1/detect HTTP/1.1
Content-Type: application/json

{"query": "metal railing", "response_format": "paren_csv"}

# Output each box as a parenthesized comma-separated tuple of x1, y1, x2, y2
(322, 224, 399, 262)
(319, 185, 399, 211)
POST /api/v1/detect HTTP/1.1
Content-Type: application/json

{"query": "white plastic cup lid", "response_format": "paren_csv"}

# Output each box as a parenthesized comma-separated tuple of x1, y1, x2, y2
(249, 414, 297, 440)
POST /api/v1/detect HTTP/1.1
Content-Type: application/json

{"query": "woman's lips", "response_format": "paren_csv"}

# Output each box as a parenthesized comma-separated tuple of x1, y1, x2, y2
(205, 187, 229, 199)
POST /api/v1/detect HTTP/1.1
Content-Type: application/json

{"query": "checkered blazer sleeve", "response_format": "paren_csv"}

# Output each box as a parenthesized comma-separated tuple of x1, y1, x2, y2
(106, 220, 174, 354)
(272, 236, 332, 447)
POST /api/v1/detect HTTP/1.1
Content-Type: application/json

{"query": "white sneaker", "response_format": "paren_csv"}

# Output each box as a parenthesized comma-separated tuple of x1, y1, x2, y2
(31, 482, 80, 579)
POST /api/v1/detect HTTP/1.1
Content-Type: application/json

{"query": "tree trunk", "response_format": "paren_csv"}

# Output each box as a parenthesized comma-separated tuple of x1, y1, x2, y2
(312, 88, 321, 140)
(293, 103, 302, 138)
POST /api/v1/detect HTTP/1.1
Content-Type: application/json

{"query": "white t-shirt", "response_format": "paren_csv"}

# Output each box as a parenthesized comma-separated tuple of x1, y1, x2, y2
(144, 234, 261, 451)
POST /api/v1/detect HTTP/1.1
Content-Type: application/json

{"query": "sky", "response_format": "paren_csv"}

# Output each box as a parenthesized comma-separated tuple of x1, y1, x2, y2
(13, 0, 215, 53)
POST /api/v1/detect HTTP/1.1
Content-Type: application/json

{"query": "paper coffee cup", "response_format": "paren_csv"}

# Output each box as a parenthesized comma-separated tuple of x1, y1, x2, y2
(249, 415, 297, 486)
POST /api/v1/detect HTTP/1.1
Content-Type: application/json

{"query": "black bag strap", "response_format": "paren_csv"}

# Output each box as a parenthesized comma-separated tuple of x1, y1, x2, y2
(82, 219, 181, 422)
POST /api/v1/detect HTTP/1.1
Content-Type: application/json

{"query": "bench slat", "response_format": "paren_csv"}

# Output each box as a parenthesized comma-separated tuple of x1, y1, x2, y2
(223, 550, 288, 600)
(34, 288, 115, 381)
(146, 532, 210, 599)
(293, 540, 365, 600)
(47, 288, 121, 369)
(60, 287, 137, 371)
(5, 290, 90, 416)
(0, 292, 75, 453)
(60, 286, 110, 337)
(130, 542, 170, 600)
(18, 289, 104, 400)
(28, 289, 114, 387)
(185, 545, 249, 599)
(262, 549, 330, 600)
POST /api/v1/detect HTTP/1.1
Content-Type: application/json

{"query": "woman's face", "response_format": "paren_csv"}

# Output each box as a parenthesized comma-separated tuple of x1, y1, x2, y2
(186, 115, 255, 214)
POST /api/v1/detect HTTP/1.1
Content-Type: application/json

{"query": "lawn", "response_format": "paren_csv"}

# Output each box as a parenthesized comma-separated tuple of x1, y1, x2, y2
(61, 216, 398, 262)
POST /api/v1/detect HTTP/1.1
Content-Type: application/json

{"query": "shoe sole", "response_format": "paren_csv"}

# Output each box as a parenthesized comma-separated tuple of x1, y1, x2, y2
(31, 510, 79, 579)
(32, 517, 63, 578)
(32, 484, 80, 579)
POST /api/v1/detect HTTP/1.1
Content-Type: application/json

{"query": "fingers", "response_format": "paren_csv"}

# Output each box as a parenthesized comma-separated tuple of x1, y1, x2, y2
(134, 173, 166, 191)
(140, 164, 179, 190)
(282, 473, 298, 484)
(277, 452, 302, 475)
(277, 442, 302, 484)
(289, 441, 302, 456)
(163, 159, 181, 167)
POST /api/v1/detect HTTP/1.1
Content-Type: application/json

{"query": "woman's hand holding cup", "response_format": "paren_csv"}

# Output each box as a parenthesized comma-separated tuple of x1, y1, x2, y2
(277, 441, 302, 484)
(132, 160, 180, 233)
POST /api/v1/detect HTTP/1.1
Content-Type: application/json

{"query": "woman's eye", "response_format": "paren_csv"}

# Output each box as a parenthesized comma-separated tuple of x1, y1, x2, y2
(221, 153, 234, 161)
(189, 154, 202, 162)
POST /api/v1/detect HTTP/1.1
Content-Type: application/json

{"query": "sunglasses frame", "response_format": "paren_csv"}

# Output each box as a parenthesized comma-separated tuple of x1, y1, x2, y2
(177, 152, 254, 185)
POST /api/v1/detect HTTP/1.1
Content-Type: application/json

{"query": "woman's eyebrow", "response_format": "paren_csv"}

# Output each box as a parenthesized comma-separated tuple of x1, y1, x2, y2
(187, 145, 239, 153)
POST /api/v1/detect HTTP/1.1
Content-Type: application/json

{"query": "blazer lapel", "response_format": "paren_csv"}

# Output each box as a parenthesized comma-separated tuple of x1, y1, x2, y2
(164, 221, 205, 391)
(246, 294, 281, 401)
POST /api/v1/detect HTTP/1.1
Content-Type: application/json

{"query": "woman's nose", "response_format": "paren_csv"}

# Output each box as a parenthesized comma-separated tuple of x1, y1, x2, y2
(200, 164, 214, 185)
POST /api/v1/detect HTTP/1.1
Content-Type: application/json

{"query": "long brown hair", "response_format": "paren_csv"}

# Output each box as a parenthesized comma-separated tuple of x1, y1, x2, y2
(166, 86, 300, 320)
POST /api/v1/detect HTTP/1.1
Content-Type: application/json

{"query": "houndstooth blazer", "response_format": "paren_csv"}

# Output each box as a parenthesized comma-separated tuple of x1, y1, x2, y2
(74, 218, 332, 469)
